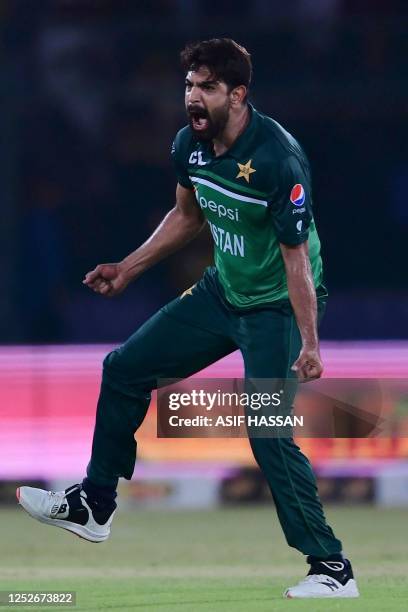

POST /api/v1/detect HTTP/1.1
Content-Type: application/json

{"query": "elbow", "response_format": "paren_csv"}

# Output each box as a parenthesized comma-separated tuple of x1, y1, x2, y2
(281, 249, 311, 278)
(183, 212, 205, 234)
(285, 262, 308, 277)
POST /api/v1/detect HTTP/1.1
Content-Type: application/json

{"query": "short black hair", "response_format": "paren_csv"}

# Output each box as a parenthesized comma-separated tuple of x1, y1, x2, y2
(180, 38, 252, 92)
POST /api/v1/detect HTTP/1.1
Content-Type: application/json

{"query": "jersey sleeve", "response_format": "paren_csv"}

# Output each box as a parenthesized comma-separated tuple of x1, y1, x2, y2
(171, 130, 193, 190)
(270, 155, 313, 245)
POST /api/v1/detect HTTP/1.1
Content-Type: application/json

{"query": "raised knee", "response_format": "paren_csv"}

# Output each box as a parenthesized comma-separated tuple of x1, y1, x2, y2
(103, 349, 117, 368)
(101, 348, 152, 399)
(102, 349, 123, 383)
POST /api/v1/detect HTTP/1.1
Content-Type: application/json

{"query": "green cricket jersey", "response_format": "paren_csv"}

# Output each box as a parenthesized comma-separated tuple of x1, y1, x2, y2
(171, 104, 324, 309)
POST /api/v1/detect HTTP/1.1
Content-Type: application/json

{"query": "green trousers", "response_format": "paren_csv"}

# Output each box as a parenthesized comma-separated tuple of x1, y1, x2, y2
(87, 267, 342, 557)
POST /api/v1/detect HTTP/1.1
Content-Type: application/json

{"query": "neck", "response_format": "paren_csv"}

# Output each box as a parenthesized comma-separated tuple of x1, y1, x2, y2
(212, 104, 250, 157)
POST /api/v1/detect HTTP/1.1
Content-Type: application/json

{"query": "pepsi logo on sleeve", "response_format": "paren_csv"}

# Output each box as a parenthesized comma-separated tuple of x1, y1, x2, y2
(290, 184, 305, 207)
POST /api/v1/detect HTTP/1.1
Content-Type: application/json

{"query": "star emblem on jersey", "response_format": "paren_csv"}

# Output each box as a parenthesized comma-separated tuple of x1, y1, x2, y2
(236, 159, 256, 183)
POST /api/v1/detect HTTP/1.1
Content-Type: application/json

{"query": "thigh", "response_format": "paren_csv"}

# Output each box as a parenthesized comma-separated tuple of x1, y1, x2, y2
(238, 299, 326, 379)
(103, 278, 236, 391)
(238, 309, 298, 380)
(237, 300, 326, 425)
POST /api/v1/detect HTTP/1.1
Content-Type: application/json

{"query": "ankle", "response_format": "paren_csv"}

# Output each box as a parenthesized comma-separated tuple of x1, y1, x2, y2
(82, 477, 117, 505)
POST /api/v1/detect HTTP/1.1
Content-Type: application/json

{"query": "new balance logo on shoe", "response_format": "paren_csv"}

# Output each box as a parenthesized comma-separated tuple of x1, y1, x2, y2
(319, 579, 339, 591)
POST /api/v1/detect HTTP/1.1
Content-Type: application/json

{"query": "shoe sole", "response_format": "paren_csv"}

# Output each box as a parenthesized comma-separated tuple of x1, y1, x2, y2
(284, 579, 360, 598)
(16, 488, 109, 544)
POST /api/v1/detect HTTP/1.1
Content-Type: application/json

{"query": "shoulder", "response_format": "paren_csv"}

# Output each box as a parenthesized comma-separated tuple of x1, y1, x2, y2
(255, 110, 308, 163)
(171, 125, 196, 160)
(171, 125, 198, 188)
(245, 109, 308, 197)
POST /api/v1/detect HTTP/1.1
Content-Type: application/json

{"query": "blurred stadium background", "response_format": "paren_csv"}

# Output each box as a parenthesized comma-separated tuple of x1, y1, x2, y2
(0, 1, 408, 608)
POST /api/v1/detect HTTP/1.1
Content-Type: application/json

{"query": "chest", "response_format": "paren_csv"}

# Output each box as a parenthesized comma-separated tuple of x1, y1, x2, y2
(188, 155, 272, 228)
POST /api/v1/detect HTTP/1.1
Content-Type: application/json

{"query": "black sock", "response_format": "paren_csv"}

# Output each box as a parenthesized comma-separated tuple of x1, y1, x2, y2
(82, 477, 117, 506)
(307, 552, 345, 566)
(307, 553, 353, 585)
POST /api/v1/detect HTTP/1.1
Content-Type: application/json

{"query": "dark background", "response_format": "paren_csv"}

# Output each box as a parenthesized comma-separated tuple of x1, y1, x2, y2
(1, 0, 407, 343)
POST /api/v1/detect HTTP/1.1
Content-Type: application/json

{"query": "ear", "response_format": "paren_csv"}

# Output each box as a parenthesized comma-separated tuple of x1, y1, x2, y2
(230, 85, 247, 106)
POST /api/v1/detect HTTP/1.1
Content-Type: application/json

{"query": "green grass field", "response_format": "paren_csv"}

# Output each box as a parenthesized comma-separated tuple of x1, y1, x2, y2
(0, 505, 407, 611)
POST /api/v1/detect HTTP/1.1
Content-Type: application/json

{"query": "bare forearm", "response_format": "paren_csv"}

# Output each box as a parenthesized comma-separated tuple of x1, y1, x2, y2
(281, 242, 319, 349)
(121, 206, 203, 280)
(280, 242, 322, 381)
(286, 259, 319, 349)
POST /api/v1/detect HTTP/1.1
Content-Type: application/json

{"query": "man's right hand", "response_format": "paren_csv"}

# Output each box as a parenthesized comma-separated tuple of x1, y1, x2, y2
(83, 263, 131, 297)
(82, 185, 204, 298)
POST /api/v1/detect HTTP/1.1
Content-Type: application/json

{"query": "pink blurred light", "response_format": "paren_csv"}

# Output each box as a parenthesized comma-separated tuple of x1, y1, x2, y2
(1, 343, 407, 479)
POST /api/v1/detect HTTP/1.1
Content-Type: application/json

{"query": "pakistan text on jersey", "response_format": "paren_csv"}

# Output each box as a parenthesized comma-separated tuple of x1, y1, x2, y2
(208, 221, 245, 257)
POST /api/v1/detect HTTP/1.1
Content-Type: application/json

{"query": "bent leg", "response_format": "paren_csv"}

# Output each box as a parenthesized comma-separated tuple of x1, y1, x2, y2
(88, 280, 236, 487)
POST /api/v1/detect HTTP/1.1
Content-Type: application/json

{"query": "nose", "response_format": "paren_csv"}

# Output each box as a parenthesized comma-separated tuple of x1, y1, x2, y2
(187, 84, 202, 105)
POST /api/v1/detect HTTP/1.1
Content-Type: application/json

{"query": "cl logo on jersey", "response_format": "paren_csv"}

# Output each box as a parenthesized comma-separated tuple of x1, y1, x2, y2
(290, 184, 305, 206)
(188, 151, 207, 165)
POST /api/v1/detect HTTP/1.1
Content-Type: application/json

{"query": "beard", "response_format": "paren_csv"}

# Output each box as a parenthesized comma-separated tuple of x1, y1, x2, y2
(186, 101, 230, 141)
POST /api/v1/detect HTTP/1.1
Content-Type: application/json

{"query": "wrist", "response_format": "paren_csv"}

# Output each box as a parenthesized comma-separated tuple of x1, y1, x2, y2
(118, 259, 139, 282)
(302, 340, 319, 352)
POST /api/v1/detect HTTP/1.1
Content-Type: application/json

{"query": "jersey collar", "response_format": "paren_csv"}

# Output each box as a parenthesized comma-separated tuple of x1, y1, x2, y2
(200, 102, 259, 161)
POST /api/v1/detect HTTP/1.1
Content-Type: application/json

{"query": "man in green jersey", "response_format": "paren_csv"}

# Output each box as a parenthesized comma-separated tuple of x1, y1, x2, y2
(17, 39, 359, 599)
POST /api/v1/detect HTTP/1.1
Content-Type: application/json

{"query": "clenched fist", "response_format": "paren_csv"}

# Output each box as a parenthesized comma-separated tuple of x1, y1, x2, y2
(291, 346, 323, 382)
(83, 263, 131, 297)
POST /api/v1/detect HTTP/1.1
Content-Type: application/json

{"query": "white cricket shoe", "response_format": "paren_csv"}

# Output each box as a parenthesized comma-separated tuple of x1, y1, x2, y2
(16, 483, 116, 543)
(284, 559, 360, 598)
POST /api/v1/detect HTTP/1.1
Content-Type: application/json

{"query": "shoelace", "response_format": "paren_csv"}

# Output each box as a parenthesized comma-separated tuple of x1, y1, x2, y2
(48, 485, 81, 517)
(48, 491, 67, 517)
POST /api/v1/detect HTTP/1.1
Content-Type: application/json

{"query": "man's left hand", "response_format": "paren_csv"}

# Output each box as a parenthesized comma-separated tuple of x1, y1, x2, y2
(291, 347, 323, 382)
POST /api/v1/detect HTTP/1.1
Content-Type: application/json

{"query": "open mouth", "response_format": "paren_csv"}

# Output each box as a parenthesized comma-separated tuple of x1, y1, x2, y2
(189, 109, 209, 131)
